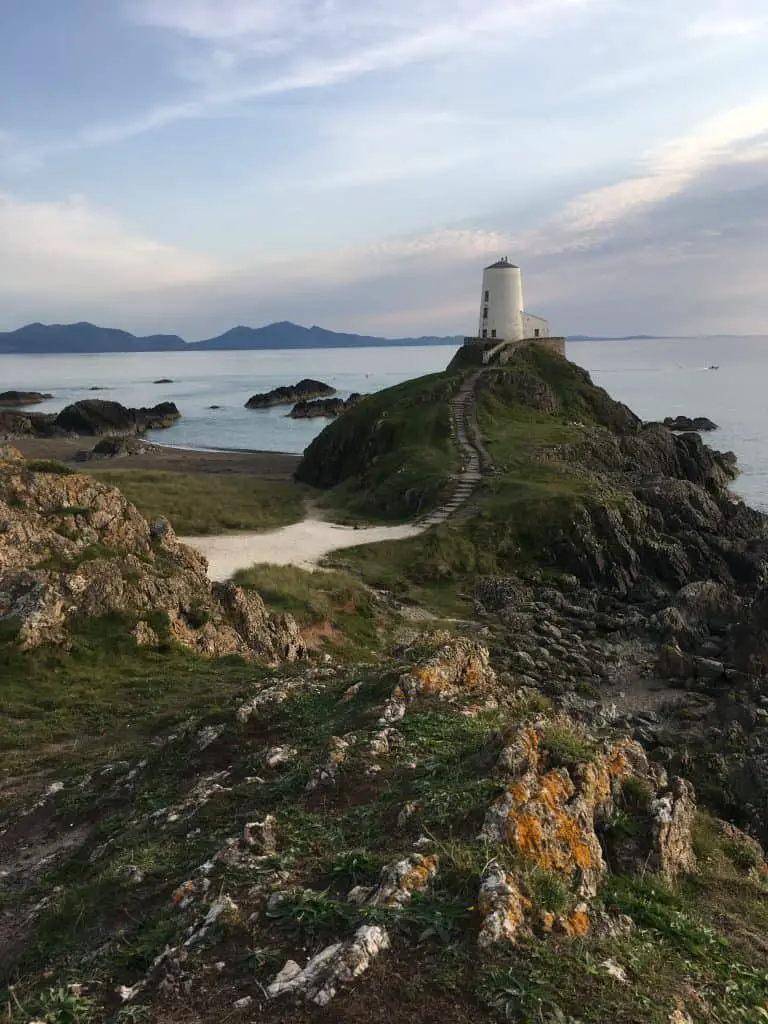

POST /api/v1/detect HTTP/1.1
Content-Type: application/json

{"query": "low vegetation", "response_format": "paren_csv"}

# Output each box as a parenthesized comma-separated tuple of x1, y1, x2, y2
(233, 564, 388, 651)
(85, 468, 311, 534)
(295, 372, 459, 521)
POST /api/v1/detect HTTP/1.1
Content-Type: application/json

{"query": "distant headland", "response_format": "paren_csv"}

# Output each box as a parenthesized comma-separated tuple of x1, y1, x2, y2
(0, 320, 669, 355)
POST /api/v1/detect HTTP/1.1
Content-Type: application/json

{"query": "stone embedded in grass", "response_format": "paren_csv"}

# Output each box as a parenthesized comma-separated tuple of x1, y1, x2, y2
(369, 852, 438, 908)
(266, 924, 390, 1007)
(478, 861, 531, 947)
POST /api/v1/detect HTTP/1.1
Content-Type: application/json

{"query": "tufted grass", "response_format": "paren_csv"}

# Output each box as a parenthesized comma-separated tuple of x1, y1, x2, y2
(85, 468, 311, 534)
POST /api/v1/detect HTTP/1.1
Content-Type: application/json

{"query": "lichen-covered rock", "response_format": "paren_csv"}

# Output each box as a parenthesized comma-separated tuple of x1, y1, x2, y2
(650, 777, 697, 878)
(395, 635, 496, 702)
(479, 724, 684, 938)
(369, 853, 438, 908)
(477, 861, 531, 947)
(0, 448, 305, 661)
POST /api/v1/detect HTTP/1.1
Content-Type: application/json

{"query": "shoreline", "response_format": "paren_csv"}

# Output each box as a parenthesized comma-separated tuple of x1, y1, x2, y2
(10, 436, 301, 478)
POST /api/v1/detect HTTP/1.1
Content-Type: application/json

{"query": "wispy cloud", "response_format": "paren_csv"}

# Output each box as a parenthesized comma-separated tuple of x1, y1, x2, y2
(0, 192, 218, 297)
(2, 0, 601, 167)
(532, 99, 768, 246)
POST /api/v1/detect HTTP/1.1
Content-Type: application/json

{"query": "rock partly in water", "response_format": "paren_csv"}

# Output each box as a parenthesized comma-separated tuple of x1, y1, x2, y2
(663, 415, 719, 432)
(0, 391, 52, 406)
(0, 399, 181, 440)
(153, 378, 174, 384)
(289, 394, 364, 419)
(54, 399, 181, 435)
(245, 379, 336, 410)
(0, 445, 305, 661)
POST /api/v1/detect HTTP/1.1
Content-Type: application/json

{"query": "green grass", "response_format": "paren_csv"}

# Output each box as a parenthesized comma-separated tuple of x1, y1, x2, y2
(26, 459, 76, 476)
(295, 372, 460, 522)
(0, 614, 259, 777)
(232, 563, 389, 651)
(85, 468, 311, 534)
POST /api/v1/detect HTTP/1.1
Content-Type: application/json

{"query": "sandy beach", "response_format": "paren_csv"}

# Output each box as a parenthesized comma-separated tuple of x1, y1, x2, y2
(181, 518, 423, 579)
(11, 437, 301, 479)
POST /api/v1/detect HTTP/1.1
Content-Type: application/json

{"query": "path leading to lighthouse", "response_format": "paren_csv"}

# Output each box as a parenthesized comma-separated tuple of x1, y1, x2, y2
(182, 370, 494, 578)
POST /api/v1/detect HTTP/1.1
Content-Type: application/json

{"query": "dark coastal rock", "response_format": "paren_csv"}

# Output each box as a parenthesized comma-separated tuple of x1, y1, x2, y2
(0, 390, 52, 406)
(54, 399, 181, 436)
(0, 400, 181, 440)
(664, 415, 719, 432)
(0, 409, 54, 437)
(288, 394, 364, 419)
(153, 378, 174, 384)
(245, 378, 336, 409)
(75, 436, 157, 461)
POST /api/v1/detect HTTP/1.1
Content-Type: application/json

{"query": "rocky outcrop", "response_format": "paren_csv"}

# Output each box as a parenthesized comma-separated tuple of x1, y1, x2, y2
(0, 399, 181, 440)
(288, 394, 364, 419)
(664, 415, 718, 432)
(74, 437, 158, 461)
(0, 390, 52, 406)
(0, 445, 304, 660)
(245, 379, 335, 409)
(54, 399, 180, 435)
(477, 722, 697, 943)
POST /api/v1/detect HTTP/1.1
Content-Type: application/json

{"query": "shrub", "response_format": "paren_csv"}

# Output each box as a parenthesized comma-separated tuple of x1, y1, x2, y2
(27, 459, 75, 476)
(539, 722, 596, 768)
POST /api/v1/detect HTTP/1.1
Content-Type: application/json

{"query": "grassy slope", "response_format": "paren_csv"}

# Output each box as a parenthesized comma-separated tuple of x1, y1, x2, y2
(6, 352, 768, 1022)
(295, 372, 459, 522)
(324, 347, 620, 608)
(86, 469, 310, 534)
(3, 626, 768, 1024)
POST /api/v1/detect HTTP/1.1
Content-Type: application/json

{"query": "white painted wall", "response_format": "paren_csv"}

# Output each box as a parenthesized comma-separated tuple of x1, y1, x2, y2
(522, 312, 550, 338)
(478, 263, 524, 341)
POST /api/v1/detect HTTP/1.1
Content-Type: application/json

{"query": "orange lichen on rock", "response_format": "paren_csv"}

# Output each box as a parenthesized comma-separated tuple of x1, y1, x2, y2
(481, 725, 660, 944)
(396, 636, 496, 704)
(478, 862, 532, 947)
(370, 853, 438, 908)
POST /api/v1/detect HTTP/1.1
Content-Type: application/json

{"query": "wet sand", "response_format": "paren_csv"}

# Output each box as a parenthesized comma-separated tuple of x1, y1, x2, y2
(11, 437, 301, 480)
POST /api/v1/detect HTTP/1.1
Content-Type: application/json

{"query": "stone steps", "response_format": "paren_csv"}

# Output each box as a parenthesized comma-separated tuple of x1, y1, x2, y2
(416, 369, 496, 529)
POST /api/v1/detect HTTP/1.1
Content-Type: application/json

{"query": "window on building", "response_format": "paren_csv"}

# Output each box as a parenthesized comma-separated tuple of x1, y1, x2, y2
(491, 329, 497, 338)
(534, 328, 540, 337)
(484, 290, 489, 302)
(482, 329, 488, 338)
(483, 307, 488, 319)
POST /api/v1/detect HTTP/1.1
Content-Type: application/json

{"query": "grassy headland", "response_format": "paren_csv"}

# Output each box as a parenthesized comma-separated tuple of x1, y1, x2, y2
(305, 345, 633, 603)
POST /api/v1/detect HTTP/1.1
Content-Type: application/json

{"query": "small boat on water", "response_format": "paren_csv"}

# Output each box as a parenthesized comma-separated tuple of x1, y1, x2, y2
(708, 365, 720, 370)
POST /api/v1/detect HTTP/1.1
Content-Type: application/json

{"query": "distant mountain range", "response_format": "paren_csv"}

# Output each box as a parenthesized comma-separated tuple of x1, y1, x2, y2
(0, 321, 464, 354)
(0, 321, 669, 355)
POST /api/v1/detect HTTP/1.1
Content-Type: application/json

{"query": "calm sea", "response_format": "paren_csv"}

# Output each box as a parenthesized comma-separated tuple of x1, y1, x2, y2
(1, 336, 766, 508)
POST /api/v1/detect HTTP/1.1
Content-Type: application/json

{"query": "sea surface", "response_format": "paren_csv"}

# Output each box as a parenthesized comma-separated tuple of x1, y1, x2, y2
(1, 336, 767, 508)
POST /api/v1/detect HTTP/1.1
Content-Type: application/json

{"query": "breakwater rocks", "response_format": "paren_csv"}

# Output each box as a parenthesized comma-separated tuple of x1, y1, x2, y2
(0, 390, 52, 406)
(0, 444, 304, 660)
(0, 398, 181, 440)
(289, 393, 364, 419)
(245, 378, 336, 409)
(663, 415, 719, 432)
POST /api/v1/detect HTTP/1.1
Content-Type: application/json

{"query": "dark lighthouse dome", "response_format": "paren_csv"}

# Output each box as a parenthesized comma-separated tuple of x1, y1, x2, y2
(485, 257, 519, 270)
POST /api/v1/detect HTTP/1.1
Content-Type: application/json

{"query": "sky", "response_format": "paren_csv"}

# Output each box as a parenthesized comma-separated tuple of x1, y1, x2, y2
(1, 0, 767, 340)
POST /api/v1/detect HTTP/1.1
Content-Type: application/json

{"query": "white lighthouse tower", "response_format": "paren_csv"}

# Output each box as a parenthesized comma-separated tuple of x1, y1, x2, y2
(463, 257, 562, 361)
(478, 257, 525, 342)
